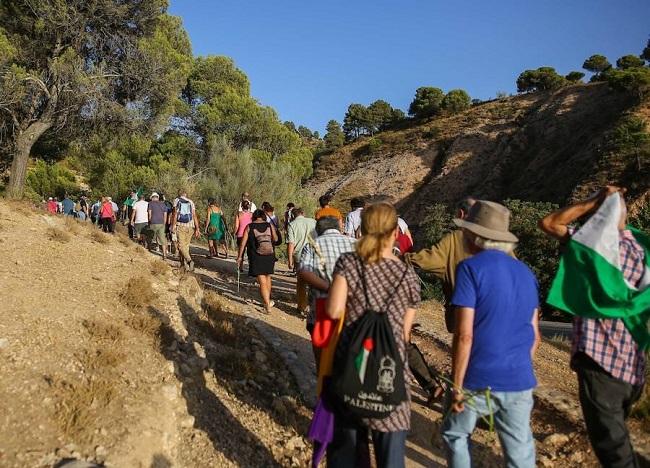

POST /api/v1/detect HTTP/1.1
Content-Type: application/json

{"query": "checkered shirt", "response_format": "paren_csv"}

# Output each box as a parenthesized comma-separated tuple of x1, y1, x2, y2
(298, 229, 356, 326)
(572, 229, 647, 386)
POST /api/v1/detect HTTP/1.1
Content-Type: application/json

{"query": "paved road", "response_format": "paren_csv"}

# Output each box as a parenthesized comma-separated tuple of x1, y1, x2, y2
(539, 320, 572, 339)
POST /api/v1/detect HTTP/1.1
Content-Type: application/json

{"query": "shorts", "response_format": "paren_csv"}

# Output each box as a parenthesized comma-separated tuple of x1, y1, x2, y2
(134, 223, 148, 236)
(149, 224, 167, 247)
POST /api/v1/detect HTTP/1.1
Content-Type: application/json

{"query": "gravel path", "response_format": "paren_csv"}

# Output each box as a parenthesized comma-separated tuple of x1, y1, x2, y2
(183, 244, 650, 467)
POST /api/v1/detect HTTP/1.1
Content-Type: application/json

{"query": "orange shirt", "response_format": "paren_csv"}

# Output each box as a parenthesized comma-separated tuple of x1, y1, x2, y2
(315, 206, 342, 220)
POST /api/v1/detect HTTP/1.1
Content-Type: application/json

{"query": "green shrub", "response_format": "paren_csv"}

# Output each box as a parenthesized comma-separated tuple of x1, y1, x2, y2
(367, 137, 382, 154)
(630, 201, 650, 232)
(421, 203, 454, 247)
(504, 199, 562, 317)
(417, 203, 454, 302)
(417, 200, 564, 316)
(26, 160, 80, 199)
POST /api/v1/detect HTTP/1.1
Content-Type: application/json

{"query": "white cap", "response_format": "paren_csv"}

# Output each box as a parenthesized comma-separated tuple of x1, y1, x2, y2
(151, 192, 159, 198)
(48, 197, 53, 200)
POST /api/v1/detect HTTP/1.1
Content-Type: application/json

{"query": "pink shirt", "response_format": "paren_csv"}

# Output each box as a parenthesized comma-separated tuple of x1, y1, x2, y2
(236, 211, 253, 238)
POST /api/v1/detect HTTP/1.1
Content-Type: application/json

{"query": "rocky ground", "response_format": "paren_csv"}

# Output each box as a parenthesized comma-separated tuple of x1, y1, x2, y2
(1, 200, 647, 467)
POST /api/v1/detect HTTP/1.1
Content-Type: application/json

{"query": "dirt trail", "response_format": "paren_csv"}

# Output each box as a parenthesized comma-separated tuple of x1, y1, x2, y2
(1, 200, 645, 467)
(183, 244, 631, 467)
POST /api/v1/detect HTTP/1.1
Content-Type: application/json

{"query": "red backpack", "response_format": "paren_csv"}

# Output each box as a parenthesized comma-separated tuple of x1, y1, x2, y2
(396, 231, 413, 254)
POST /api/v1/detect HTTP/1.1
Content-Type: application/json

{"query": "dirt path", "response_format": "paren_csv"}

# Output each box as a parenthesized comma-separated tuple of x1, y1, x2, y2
(178, 244, 622, 467)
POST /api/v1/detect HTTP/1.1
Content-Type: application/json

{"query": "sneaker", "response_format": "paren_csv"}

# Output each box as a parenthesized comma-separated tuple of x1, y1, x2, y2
(188, 260, 195, 272)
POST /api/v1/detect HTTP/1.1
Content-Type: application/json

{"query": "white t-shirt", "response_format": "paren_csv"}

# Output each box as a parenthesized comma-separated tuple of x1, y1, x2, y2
(344, 208, 363, 237)
(133, 200, 149, 224)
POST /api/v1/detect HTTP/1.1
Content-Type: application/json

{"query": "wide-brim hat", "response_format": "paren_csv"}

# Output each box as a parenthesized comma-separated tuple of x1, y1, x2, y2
(453, 200, 518, 242)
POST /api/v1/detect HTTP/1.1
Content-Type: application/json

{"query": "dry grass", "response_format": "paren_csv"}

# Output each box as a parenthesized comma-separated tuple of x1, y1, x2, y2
(119, 276, 155, 309)
(221, 349, 255, 380)
(52, 375, 116, 441)
(82, 319, 124, 344)
(125, 311, 162, 338)
(117, 232, 132, 247)
(90, 229, 111, 244)
(63, 216, 81, 234)
(5, 200, 35, 216)
(203, 290, 237, 346)
(47, 227, 71, 243)
(150, 259, 170, 276)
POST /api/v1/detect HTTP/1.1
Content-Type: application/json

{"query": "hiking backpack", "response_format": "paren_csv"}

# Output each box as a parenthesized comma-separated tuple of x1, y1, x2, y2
(251, 223, 274, 256)
(328, 258, 408, 420)
(176, 199, 193, 223)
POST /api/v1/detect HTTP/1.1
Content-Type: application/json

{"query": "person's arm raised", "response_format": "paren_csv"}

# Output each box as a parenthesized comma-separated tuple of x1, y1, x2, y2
(539, 186, 626, 241)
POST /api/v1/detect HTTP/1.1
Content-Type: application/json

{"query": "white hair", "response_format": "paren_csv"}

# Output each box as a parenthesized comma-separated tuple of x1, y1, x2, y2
(474, 235, 516, 253)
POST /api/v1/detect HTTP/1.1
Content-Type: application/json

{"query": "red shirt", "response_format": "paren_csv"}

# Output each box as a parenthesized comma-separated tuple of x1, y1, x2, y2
(47, 201, 57, 214)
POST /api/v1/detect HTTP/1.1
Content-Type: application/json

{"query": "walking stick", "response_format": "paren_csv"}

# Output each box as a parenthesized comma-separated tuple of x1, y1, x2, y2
(237, 264, 240, 293)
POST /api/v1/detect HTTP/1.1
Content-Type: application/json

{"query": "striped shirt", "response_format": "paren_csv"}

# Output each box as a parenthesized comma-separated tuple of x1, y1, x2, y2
(572, 229, 647, 386)
(333, 253, 420, 432)
(298, 229, 356, 326)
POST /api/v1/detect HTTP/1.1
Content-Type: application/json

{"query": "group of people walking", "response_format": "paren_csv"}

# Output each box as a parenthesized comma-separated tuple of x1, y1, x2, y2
(43, 186, 647, 468)
(280, 189, 646, 468)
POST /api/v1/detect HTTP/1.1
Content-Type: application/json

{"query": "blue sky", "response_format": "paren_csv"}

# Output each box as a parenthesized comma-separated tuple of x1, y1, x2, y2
(169, 0, 649, 134)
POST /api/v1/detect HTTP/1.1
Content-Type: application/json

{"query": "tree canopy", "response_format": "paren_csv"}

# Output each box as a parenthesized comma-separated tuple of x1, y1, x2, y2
(616, 54, 645, 70)
(441, 89, 471, 113)
(0, 0, 193, 197)
(517, 67, 566, 93)
(408, 87, 444, 119)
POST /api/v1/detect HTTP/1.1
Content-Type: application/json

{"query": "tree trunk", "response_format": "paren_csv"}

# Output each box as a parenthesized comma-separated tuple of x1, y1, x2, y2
(5, 120, 52, 198)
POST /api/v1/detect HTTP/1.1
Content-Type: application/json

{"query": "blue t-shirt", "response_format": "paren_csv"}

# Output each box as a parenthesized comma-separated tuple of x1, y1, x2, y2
(62, 198, 75, 215)
(452, 249, 539, 392)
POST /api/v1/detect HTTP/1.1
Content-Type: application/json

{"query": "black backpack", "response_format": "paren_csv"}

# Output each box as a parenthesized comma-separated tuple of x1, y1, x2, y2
(329, 258, 409, 420)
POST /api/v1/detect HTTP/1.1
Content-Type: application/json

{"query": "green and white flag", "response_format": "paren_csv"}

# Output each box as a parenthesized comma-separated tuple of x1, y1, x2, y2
(547, 193, 650, 350)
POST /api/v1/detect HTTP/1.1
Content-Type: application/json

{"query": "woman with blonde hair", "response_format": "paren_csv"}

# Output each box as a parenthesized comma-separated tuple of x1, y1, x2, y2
(325, 202, 420, 468)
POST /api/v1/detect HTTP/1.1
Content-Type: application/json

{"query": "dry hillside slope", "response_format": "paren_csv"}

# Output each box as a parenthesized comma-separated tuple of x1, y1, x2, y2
(308, 83, 649, 226)
(0, 202, 312, 467)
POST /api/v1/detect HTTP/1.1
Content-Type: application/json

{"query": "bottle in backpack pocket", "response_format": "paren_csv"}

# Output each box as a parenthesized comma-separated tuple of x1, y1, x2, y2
(329, 310, 407, 420)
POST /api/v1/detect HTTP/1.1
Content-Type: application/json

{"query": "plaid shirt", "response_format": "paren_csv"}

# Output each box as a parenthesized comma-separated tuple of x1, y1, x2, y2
(572, 229, 647, 386)
(299, 229, 356, 326)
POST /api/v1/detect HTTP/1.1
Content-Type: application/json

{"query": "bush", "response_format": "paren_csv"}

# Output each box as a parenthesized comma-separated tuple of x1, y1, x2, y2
(367, 137, 382, 154)
(26, 160, 80, 199)
(503, 199, 562, 317)
(517, 67, 567, 93)
(606, 67, 650, 98)
(420, 203, 454, 247)
(630, 200, 650, 232)
(417, 200, 564, 316)
(441, 89, 471, 114)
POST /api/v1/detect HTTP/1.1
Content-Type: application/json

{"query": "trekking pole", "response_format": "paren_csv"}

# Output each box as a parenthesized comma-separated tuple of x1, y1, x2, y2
(237, 264, 240, 293)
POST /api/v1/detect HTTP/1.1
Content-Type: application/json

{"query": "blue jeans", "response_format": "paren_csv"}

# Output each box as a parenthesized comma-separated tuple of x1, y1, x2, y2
(441, 389, 535, 468)
(326, 424, 407, 468)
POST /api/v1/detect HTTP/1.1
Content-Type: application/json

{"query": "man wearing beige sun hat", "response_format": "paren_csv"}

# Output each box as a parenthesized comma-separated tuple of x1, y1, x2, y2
(442, 200, 541, 468)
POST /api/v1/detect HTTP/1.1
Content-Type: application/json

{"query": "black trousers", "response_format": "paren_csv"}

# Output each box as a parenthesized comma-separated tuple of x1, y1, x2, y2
(407, 342, 442, 394)
(573, 353, 643, 468)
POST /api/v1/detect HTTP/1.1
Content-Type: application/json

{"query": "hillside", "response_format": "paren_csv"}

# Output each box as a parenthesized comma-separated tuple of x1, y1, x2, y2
(307, 83, 649, 225)
(0, 203, 313, 467)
